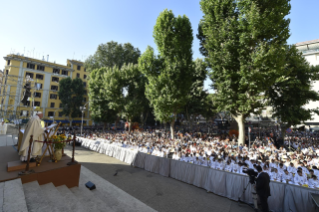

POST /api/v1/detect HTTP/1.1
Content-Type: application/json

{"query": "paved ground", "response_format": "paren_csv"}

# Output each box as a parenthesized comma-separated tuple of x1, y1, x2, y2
(64, 145, 254, 212)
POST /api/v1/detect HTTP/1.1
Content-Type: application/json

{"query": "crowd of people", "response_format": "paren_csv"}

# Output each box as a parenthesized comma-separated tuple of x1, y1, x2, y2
(61, 125, 319, 189)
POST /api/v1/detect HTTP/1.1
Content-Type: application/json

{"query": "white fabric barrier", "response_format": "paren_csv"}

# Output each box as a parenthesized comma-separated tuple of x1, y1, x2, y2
(78, 137, 138, 165)
(76, 138, 319, 211)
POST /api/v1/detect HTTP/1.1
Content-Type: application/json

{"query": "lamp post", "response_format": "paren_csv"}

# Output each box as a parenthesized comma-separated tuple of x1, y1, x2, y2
(79, 106, 86, 136)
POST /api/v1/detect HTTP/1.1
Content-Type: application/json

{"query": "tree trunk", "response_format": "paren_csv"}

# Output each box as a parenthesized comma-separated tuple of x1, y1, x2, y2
(170, 119, 175, 139)
(233, 114, 245, 146)
(142, 111, 149, 129)
(280, 124, 288, 138)
(128, 121, 132, 132)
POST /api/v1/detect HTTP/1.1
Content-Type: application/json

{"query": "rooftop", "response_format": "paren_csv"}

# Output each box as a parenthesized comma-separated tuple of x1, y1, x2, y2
(296, 38, 319, 47)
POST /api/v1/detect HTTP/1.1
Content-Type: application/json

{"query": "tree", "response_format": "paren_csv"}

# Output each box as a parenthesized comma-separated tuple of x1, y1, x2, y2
(88, 68, 117, 127)
(84, 41, 141, 72)
(267, 45, 319, 137)
(58, 77, 85, 125)
(140, 9, 194, 139)
(200, 0, 291, 145)
(184, 58, 209, 126)
(100, 64, 149, 131)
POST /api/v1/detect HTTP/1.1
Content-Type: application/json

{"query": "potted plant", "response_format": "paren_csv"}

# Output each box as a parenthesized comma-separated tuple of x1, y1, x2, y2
(52, 134, 67, 161)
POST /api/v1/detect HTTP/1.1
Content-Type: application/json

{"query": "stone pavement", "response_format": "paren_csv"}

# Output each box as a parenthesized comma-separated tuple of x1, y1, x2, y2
(64, 146, 255, 212)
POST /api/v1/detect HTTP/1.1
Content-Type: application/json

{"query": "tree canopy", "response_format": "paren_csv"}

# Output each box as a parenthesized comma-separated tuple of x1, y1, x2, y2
(58, 77, 85, 124)
(84, 41, 141, 72)
(200, 0, 291, 144)
(140, 9, 194, 138)
(267, 45, 319, 131)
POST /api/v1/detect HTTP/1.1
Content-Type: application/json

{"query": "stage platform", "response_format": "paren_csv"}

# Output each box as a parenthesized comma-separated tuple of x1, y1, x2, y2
(0, 146, 80, 188)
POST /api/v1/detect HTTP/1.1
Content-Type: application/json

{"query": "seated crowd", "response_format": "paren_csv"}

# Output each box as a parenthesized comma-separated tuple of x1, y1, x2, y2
(61, 126, 319, 189)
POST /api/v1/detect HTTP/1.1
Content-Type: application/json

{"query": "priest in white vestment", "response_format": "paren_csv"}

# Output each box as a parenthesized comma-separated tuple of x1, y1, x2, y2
(19, 112, 46, 161)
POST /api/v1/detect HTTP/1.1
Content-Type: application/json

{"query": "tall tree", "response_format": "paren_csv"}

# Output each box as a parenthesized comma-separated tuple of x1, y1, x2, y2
(101, 64, 149, 130)
(140, 9, 194, 138)
(88, 68, 117, 127)
(267, 45, 319, 137)
(200, 0, 291, 145)
(58, 77, 85, 125)
(184, 58, 208, 126)
(84, 41, 141, 72)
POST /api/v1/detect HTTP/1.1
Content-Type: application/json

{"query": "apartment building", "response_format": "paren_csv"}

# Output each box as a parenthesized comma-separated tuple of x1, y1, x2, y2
(1, 54, 91, 126)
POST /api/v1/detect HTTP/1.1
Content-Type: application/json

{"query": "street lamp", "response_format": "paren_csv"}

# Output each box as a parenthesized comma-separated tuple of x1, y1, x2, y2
(79, 106, 86, 136)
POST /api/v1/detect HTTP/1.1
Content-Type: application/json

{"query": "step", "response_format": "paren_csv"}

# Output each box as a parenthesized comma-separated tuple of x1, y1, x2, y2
(70, 186, 114, 212)
(23, 181, 57, 212)
(56, 185, 86, 212)
(3, 179, 28, 212)
(80, 166, 157, 212)
(40, 183, 71, 212)
(0, 182, 3, 212)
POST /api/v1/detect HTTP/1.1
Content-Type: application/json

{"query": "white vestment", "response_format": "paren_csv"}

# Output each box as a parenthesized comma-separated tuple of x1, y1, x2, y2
(19, 115, 45, 161)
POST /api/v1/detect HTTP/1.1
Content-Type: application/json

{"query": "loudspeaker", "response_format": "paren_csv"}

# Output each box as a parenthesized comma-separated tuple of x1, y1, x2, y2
(85, 181, 96, 190)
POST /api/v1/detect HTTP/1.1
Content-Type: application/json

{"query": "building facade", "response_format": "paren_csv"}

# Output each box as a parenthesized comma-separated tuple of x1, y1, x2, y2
(1, 54, 91, 126)
(296, 39, 319, 124)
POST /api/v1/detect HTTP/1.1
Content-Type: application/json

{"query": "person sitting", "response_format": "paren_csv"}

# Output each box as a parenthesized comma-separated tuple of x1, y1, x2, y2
(270, 168, 280, 181)
(309, 175, 319, 188)
(281, 169, 293, 184)
(294, 170, 308, 186)
(224, 160, 232, 172)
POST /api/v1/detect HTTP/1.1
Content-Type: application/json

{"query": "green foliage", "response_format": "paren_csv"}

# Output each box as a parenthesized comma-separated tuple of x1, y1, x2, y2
(58, 77, 85, 119)
(184, 59, 210, 121)
(84, 41, 141, 72)
(140, 9, 194, 127)
(200, 0, 291, 143)
(267, 45, 319, 126)
(88, 68, 117, 124)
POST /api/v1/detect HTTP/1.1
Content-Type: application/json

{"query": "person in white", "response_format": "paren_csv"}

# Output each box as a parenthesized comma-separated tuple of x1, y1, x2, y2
(294, 170, 308, 186)
(19, 112, 46, 161)
(308, 175, 319, 188)
(224, 161, 232, 172)
(270, 168, 280, 181)
(281, 169, 293, 184)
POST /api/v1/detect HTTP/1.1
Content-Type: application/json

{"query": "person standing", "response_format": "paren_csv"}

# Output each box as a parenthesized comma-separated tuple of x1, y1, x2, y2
(19, 111, 46, 161)
(255, 165, 271, 212)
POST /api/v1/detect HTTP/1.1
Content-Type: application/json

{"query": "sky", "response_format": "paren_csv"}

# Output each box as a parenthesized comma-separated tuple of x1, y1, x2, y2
(0, 0, 318, 91)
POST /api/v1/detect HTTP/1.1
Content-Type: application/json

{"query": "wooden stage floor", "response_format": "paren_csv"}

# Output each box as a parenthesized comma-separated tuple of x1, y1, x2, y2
(0, 146, 81, 187)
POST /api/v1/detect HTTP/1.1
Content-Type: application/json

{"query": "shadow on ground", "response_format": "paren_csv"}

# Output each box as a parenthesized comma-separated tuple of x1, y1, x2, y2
(64, 146, 255, 212)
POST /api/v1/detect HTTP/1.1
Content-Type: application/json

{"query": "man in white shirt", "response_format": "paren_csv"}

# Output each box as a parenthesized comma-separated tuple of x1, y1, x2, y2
(270, 168, 280, 181)
(294, 170, 308, 186)
(281, 169, 293, 184)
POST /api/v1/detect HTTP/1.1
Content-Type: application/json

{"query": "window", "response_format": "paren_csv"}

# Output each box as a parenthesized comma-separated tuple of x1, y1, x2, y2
(84, 74, 87, 79)
(50, 94, 57, 99)
(36, 83, 43, 89)
(84, 90, 87, 94)
(83, 98, 86, 102)
(84, 68, 86, 72)
(48, 112, 54, 116)
(37, 65, 45, 71)
(6, 70, 8, 75)
(25, 72, 34, 79)
(50, 102, 55, 108)
(61, 70, 68, 76)
(76, 73, 80, 78)
(51, 85, 58, 91)
(83, 82, 86, 87)
(24, 101, 30, 106)
(59, 112, 63, 117)
(7, 60, 10, 65)
(53, 68, 60, 74)
(52, 77, 59, 82)
(34, 101, 40, 106)
(59, 103, 62, 108)
(77, 65, 81, 70)
(34, 92, 41, 98)
(27, 63, 35, 69)
(36, 74, 43, 80)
